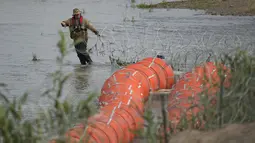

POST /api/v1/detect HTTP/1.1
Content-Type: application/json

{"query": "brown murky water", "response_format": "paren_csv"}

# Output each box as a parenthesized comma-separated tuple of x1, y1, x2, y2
(0, 0, 255, 117)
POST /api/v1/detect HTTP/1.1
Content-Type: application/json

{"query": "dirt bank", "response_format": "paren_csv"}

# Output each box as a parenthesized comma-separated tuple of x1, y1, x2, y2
(137, 0, 255, 16)
(169, 122, 255, 143)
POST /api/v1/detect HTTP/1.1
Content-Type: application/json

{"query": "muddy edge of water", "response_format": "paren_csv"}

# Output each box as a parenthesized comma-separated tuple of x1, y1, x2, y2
(136, 0, 255, 16)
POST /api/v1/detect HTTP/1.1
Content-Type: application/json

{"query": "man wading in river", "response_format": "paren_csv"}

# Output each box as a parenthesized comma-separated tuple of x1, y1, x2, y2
(61, 8, 100, 65)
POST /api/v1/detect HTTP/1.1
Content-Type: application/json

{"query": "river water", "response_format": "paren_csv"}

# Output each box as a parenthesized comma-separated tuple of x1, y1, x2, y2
(0, 0, 255, 118)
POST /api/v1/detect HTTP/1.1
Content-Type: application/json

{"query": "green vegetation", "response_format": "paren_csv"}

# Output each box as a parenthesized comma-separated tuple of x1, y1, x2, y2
(0, 28, 254, 143)
(137, 0, 255, 16)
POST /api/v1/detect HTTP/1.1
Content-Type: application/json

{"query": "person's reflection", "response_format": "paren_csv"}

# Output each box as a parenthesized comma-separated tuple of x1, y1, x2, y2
(71, 65, 93, 95)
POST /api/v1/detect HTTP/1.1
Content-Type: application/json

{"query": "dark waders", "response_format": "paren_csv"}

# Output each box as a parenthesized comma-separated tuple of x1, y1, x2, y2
(74, 41, 93, 65)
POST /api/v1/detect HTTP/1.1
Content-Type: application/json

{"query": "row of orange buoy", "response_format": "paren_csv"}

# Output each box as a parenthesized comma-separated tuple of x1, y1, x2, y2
(49, 57, 175, 143)
(49, 58, 231, 143)
(167, 62, 231, 131)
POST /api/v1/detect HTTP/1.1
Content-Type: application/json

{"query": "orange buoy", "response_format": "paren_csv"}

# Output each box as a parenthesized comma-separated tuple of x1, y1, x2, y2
(89, 109, 132, 143)
(172, 79, 202, 91)
(100, 103, 144, 130)
(126, 63, 159, 92)
(99, 82, 144, 106)
(88, 112, 124, 143)
(167, 62, 231, 132)
(85, 125, 111, 143)
(112, 68, 150, 96)
(142, 57, 174, 88)
(108, 95, 145, 113)
(136, 60, 167, 89)
(101, 71, 145, 95)
(100, 106, 136, 141)
(65, 124, 109, 143)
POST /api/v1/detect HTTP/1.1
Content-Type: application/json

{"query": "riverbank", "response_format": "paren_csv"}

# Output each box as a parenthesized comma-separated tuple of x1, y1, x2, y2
(137, 0, 255, 16)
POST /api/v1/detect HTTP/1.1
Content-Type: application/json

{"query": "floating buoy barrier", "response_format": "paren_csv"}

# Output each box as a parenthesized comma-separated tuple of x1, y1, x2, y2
(49, 59, 232, 143)
(49, 57, 175, 143)
(167, 62, 231, 131)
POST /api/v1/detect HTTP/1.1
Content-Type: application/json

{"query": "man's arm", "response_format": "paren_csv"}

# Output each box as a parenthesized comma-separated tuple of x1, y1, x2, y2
(61, 18, 71, 27)
(84, 19, 99, 36)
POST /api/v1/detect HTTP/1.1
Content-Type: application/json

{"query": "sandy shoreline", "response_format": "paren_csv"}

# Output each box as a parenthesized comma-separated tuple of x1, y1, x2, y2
(137, 0, 255, 16)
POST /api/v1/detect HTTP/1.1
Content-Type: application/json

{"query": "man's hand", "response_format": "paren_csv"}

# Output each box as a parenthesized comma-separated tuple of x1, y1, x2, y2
(61, 22, 66, 27)
(94, 31, 100, 37)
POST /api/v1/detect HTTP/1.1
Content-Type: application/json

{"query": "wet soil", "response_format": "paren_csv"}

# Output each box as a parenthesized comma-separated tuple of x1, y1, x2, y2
(137, 0, 255, 16)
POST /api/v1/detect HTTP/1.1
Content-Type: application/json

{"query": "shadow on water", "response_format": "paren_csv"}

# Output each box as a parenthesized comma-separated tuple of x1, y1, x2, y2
(61, 65, 93, 104)
(72, 65, 91, 93)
